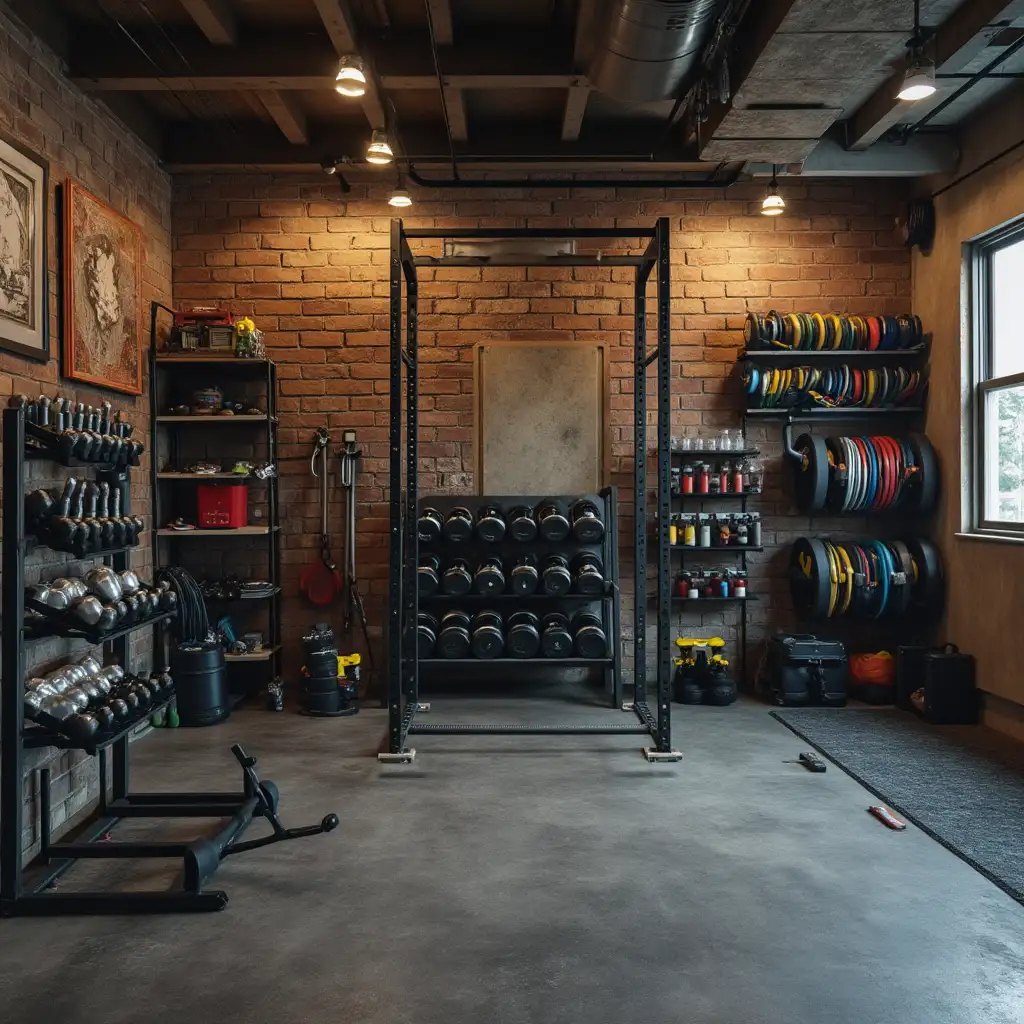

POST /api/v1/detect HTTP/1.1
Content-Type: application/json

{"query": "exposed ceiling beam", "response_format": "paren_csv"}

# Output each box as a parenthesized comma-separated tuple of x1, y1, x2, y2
(426, 0, 453, 46)
(255, 90, 309, 144)
(443, 85, 468, 141)
(561, 83, 590, 141)
(845, 0, 1024, 149)
(696, 0, 801, 153)
(179, 0, 236, 45)
(310, 0, 387, 129)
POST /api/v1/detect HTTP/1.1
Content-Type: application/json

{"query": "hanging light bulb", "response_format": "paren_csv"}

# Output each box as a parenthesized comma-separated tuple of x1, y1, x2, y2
(335, 56, 367, 98)
(388, 187, 413, 208)
(366, 130, 394, 165)
(761, 168, 785, 216)
(898, 58, 937, 101)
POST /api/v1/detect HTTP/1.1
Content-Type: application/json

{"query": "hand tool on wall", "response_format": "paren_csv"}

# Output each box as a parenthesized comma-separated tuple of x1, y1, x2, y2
(300, 427, 342, 605)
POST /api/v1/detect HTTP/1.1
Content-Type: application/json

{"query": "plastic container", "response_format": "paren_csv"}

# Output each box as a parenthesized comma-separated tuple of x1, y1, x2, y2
(170, 642, 230, 726)
(197, 482, 248, 528)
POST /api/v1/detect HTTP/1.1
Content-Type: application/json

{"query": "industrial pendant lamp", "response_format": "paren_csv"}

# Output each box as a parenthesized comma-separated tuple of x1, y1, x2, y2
(761, 167, 785, 216)
(335, 56, 367, 98)
(366, 130, 394, 165)
(388, 187, 412, 208)
(898, 0, 937, 102)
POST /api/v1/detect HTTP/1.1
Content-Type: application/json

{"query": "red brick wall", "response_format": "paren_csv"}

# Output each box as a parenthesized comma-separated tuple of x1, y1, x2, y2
(0, 8, 172, 857)
(172, 173, 912, 678)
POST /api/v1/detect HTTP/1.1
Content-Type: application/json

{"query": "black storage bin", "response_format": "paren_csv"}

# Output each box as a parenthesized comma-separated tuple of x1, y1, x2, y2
(766, 634, 847, 707)
(923, 644, 977, 724)
(170, 642, 230, 726)
(896, 644, 929, 710)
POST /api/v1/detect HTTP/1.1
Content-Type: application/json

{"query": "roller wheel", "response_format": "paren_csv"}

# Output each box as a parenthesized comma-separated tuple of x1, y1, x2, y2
(792, 434, 829, 514)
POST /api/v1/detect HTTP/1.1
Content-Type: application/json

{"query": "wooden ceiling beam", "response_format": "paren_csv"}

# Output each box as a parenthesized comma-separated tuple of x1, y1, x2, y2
(845, 0, 1024, 150)
(426, 0, 454, 46)
(255, 90, 309, 144)
(561, 83, 590, 141)
(179, 0, 236, 45)
(443, 85, 468, 141)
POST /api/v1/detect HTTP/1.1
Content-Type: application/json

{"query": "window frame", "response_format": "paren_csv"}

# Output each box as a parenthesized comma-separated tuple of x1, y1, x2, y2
(971, 217, 1024, 536)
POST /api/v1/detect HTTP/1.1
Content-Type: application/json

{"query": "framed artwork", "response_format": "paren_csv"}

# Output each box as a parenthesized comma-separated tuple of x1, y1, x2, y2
(0, 131, 48, 362)
(63, 179, 143, 394)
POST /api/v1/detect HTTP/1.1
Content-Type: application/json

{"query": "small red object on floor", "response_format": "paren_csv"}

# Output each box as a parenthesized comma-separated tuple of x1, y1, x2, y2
(868, 805, 907, 830)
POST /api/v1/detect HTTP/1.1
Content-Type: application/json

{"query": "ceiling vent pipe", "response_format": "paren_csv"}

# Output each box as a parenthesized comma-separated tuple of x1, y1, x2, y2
(588, 0, 725, 103)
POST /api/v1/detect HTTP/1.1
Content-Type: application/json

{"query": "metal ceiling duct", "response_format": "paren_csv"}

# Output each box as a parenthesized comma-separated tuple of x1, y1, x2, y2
(588, 0, 725, 102)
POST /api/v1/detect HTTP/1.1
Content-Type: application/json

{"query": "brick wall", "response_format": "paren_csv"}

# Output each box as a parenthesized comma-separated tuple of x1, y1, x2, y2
(0, 6, 172, 857)
(172, 173, 912, 683)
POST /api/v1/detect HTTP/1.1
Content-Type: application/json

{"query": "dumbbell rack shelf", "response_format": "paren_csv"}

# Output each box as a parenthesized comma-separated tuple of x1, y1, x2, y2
(3, 405, 277, 916)
(149, 304, 282, 685)
(23, 610, 176, 645)
(388, 219, 677, 761)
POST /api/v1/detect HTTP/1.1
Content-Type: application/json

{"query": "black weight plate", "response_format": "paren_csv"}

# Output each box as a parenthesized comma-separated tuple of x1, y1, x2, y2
(908, 434, 939, 515)
(906, 537, 944, 617)
(823, 436, 848, 512)
(888, 540, 914, 618)
(789, 538, 832, 619)
(793, 433, 829, 513)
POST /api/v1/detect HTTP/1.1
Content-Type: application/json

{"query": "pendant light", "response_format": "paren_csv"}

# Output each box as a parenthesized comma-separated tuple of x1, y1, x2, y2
(898, 0, 937, 102)
(366, 130, 394, 165)
(388, 187, 412, 208)
(761, 167, 785, 216)
(336, 56, 367, 98)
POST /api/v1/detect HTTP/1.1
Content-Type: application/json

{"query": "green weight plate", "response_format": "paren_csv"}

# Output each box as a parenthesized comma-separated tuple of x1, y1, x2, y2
(789, 537, 832, 619)
(906, 537, 944, 617)
(793, 433, 829, 513)
(908, 434, 939, 515)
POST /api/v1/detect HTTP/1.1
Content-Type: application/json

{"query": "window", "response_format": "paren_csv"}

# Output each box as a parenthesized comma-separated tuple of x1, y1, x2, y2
(974, 220, 1024, 534)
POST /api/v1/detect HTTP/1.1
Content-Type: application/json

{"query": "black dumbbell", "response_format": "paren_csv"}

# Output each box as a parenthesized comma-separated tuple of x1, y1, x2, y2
(570, 498, 605, 543)
(506, 610, 540, 659)
(417, 612, 438, 657)
(507, 505, 538, 542)
(437, 610, 472, 659)
(418, 507, 443, 543)
(442, 557, 473, 596)
(418, 553, 441, 597)
(541, 553, 572, 596)
(474, 556, 506, 595)
(571, 552, 605, 595)
(535, 498, 570, 542)
(509, 553, 539, 596)
(475, 503, 506, 543)
(470, 610, 504, 659)
(443, 506, 474, 542)
(541, 612, 572, 658)
(572, 610, 608, 659)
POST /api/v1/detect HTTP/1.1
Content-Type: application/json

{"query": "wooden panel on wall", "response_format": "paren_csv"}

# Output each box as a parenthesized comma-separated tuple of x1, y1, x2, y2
(474, 340, 609, 495)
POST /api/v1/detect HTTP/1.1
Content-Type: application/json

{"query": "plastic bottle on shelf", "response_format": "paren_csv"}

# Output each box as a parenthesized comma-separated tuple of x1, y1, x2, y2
(698, 515, 711, 548)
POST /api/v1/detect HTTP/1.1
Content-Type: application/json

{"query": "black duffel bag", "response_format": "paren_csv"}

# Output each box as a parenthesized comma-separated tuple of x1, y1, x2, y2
(765, 634, 848, 707)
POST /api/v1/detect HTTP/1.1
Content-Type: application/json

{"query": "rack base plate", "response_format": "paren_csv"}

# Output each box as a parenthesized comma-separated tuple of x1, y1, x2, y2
(643, 747, 683, 763)
(378, 750, 416, 764)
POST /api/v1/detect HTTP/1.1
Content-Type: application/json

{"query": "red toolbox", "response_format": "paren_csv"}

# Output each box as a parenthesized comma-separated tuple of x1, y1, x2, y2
(197, 483, 248, 528)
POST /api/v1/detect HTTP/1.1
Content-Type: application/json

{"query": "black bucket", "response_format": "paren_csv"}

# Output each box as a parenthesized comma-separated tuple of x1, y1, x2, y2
(170, 642, 230, 726)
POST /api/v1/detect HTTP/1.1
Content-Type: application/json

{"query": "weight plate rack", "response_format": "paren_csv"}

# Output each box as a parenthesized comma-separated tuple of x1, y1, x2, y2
(386, 220, 676, 761)
(1, 406, 289, 915)
(416, 493, 621, 695)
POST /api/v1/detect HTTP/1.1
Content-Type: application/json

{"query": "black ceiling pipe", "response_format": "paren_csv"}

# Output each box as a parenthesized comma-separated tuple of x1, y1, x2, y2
(406, 164, 741, 190)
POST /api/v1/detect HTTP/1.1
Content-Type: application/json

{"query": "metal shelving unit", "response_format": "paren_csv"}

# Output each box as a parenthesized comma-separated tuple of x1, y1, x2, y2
(384, 220, 676, 762)
(149, 303, 282, 684)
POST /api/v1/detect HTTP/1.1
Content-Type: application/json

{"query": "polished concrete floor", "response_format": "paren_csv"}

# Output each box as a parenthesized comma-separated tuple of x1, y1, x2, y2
(2, 695, 1024, 1024)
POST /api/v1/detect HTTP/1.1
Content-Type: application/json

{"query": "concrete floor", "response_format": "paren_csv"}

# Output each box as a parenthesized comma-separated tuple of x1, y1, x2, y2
(2, 696, 1024, 1024)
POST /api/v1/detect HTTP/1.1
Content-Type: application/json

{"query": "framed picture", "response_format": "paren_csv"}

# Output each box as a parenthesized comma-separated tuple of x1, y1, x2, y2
(62, 179, 143, 395)
(0, 132, 48, 362)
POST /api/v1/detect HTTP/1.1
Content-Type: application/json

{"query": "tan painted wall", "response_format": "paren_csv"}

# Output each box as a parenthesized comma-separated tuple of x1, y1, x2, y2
(913, 83, 1024, 734)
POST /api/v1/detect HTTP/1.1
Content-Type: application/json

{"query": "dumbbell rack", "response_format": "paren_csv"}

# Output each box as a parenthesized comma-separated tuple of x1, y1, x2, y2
(385, 219, 677, 762)
(1, 406, 272, 915)
(417, 492, 621, 700)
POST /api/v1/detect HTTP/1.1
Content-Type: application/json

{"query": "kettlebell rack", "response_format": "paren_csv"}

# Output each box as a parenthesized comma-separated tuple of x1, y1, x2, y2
(385, 220, 677, 761)
(1, 407, 286, 915)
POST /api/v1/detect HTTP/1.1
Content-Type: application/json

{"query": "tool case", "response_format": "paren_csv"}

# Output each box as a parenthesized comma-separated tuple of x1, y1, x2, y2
(765, 634, 848, 707)
(898, 643, 977, 724)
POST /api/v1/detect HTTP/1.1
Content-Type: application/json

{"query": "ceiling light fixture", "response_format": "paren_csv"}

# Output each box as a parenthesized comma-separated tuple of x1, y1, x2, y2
(336, 56, 367, 98)
(761, 167, 785, 216)
(898, 0, 937, 102)
(366, 130, 394, 165)
(388, 187, 413, 208)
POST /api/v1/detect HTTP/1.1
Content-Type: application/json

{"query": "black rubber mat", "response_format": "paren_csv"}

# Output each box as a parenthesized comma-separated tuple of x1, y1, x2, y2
(771, 707, 1024, 906)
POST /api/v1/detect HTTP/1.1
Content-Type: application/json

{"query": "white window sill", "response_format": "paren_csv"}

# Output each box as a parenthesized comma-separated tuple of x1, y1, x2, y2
(955, 531, 1024, 546)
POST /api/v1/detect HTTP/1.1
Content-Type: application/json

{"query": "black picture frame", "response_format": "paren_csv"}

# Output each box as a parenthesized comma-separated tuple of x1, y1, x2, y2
(0, 129, 49, 364)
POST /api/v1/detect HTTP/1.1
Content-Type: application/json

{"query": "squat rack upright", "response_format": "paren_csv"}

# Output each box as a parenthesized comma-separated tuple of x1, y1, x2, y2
(383, 219, 678, 762)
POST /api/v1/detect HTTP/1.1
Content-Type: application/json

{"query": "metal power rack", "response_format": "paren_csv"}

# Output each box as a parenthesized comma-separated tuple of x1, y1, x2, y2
(384, 219, 678, 762)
